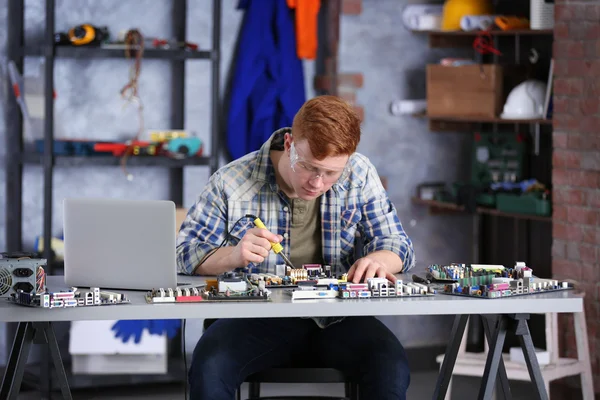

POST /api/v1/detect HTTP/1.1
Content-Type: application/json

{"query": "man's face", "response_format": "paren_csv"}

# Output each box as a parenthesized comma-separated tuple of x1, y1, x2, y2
(285, 134, 349, 200)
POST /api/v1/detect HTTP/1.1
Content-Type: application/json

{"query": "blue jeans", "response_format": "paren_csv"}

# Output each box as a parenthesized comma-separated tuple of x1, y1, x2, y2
(188, 316, 410, 400)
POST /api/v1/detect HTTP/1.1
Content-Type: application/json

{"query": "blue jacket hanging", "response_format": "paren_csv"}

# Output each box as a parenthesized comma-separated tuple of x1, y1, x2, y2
(226, 0, 306, 160)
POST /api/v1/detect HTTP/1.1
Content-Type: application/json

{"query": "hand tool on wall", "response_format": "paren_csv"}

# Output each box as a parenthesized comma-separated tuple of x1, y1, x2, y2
(118, 28, 145, 181)
(494, 16, 530, 31)
(54, 24, 110, 46)
(253, 218, 296, 269)
(151, 38, 198, 51)
(7, 61, 33, 135)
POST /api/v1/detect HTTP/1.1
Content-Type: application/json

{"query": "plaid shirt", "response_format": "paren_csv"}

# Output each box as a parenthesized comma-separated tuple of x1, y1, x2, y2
(177, 128, 416, 277)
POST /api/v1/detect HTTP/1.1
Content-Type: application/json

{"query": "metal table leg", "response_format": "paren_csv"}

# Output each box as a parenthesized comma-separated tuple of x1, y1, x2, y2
(478, 314, 508, 400)
(478, 314, 548, 400)
(0, 322, 35, 399)
(513, 314, 548, 400)
(432, 314, 469, 400)
(481, 315, 512, 400)
(42, 322, 72, 398)
(0, 321, 72, 400)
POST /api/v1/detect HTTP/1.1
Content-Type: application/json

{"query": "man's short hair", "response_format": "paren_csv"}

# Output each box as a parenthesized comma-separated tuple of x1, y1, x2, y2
(292, 95, 361, 160)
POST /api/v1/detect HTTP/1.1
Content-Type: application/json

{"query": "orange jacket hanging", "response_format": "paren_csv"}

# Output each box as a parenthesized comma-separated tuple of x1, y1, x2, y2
(287, 0, 321, 60)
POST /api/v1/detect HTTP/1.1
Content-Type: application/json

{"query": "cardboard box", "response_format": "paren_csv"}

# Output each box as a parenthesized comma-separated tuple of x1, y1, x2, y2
(509, 346, 550, 366)
(426, 64, 503, 118)
(176, 208, 188, 234)
(69, 320, 168, 375)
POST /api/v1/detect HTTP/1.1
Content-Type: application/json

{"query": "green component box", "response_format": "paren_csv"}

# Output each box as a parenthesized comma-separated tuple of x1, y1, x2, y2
(477, 192, 496, 207)
(471, 132, 525, 187)
(449, 183, 496, 206)
(451, 132, 526, 207)
(496, 192, 551, 216)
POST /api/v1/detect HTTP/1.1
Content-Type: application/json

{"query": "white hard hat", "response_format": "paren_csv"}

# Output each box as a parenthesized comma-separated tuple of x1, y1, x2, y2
(500, 79, 547, 120)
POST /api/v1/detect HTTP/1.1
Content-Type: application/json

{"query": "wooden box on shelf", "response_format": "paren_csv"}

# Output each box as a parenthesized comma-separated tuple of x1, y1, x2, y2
(426, 64, 503, 118)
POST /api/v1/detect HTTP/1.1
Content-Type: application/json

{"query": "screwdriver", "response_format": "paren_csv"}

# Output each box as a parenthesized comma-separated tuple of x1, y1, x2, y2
(253, 217, 296, 269)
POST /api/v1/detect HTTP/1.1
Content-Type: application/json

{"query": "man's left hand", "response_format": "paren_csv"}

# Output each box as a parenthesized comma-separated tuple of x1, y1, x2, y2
(347, 257, 397, 284)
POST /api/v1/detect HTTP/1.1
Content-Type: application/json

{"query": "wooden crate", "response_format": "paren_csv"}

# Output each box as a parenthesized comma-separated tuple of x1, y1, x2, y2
(426, 64, 503, 118)
(176, 208, 188, 234)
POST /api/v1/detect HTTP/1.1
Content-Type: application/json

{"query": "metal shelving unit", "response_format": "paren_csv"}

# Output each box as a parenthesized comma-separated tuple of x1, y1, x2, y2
(4, 0, 222, 396)
(413, 28, 553, 48)
(5, 0, 222, 267)
(412, 26, 554, 267)
(411, 0, 555, 356)
(24, 46, 215, 60)
(411, 197, 552, 223)
(20, 153, 214, 167)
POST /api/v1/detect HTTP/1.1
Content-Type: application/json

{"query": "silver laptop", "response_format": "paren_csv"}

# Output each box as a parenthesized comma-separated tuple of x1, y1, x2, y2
(63, 198, 178, 291)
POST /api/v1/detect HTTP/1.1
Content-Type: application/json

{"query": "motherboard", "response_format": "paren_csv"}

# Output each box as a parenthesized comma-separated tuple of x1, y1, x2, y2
(433, 262, 572, 299)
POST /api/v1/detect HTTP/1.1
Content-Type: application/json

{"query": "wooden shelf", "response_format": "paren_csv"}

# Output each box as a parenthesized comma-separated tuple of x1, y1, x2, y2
(412, 29, 553, 48)
(411, 197, 466, 212)
(415, 29, 554, 36)
(477, 207, 553, 222)
(411, 197, 552, 222)
(426, 114, 552, 125)
(21, 153, 212, 168)
(24, 45, 214, 60)
(412, 112, 552, 132)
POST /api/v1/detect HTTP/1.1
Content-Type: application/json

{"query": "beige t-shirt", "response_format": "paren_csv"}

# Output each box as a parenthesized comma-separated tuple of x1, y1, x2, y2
(289, 196, 323, 267)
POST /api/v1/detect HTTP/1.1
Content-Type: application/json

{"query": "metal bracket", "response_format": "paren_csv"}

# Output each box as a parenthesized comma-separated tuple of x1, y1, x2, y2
(478, 314, 548, 400)
(534, 123, 540, 156)
(433, 314, 469, 400)
(0, 321, 72, 400)
(433, 314, 549, 400)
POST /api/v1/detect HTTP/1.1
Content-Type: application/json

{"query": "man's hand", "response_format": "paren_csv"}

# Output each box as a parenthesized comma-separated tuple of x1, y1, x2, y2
(229, 228, 282, 267)
(347, 256, 397, 284)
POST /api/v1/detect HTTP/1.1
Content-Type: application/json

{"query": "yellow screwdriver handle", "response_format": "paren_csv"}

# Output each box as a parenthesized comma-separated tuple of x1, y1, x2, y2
(253, 218, 284, 254)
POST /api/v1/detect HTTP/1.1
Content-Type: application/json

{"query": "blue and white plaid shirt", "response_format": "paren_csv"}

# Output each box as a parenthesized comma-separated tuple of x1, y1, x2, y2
(176, 128, 416, 277)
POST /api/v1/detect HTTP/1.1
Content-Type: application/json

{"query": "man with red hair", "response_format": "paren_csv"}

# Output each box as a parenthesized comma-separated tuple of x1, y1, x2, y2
(178, 95, 416, 400)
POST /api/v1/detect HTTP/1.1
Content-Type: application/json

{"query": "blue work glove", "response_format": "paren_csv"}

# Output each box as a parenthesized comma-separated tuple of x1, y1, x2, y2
(111, 320, 150, 344)
(148, 319, 182, 339)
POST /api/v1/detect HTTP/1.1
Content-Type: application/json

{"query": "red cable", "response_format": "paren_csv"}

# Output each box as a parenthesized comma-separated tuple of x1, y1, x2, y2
(473, 29, 502, 56)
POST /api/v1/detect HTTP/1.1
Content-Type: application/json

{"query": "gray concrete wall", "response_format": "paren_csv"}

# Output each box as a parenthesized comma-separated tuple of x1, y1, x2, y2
(340, 0, 472, 347)
(0, 0, 474, 364)
(0, 0, 7, 365)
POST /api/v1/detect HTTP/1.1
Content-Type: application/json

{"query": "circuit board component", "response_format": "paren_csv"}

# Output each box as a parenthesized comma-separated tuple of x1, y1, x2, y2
(433, 262, 572, 298)
(8, 286, 130, 308)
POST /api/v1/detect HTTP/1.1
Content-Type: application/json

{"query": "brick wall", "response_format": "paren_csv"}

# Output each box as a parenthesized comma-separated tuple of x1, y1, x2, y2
(314, 0, 364, 121)
(552, 0, 600, 394)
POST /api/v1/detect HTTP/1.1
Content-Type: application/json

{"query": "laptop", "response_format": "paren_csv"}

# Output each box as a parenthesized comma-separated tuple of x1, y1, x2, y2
(63, 198, 178, 291)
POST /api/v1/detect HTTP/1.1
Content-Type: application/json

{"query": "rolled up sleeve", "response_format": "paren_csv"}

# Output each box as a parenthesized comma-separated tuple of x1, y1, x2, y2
(359, 167, 416, 272)
(176, 172, 228, 275)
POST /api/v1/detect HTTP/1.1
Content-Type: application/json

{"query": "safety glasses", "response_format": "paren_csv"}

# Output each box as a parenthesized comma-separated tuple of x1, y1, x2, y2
(289, 142, 348, 184)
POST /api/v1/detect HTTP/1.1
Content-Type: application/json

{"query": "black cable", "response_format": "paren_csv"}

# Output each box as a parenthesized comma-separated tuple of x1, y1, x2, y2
(191, 214, 258, 275)
(182, 319, 187, 400)
(184, 214, 258, 399)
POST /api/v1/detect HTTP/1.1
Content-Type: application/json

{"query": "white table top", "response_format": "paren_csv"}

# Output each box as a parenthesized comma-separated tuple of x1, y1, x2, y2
(0, 275, 583, 323)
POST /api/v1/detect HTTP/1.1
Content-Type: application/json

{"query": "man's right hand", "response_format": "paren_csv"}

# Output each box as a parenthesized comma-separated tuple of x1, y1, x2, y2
(229, 228, 282, 267)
